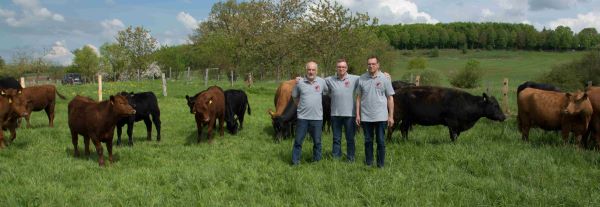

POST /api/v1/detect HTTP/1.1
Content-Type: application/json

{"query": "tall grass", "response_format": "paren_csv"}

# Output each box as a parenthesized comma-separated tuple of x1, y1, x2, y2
(1, 51, 600, 205)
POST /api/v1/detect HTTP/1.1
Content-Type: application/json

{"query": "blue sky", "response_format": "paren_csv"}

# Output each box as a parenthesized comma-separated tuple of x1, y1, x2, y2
(1, 0, 599, 65)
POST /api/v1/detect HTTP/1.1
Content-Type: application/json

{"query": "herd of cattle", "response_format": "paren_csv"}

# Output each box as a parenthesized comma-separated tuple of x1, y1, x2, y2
(1, 76, 600, 166)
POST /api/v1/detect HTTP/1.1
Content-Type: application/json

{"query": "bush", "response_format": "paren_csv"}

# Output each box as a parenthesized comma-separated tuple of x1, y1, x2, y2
(429, 47, 439, 57)
(407, 57, 427, 70)
(400, 69, 442, 86)
(538, 49, 600, 91)
(450, 59, 483, 88)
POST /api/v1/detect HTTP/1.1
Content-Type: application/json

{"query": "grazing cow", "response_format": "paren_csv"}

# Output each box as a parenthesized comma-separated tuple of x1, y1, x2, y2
(0, 77, 22, 90)
(322, 94, 331, 132)
(116, 91, 161, 146)
(224, 89, 251, 134)
(390, 86, 506, 141)
(517, 81, 561, 94)
(585, 86, 600, 148)
(518, 88, 592, 147)
(14, 85, 66, 128)
(0, 89, 29, 148)
(392, 80, 416, 90)
(192, 86, 225, 143)
(68, 95, 136, 166)
(268, 79, 298, 141)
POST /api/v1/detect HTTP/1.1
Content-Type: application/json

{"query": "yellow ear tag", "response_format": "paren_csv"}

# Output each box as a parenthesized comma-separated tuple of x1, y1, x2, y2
(209, 100, 213, 105)
(8, 98, 12, 103)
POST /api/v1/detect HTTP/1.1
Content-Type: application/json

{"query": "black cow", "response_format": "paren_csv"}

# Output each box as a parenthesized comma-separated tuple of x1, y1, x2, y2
(392, 80, 416, 90)
(116, 91, 161, 146)
(272, 99, 297, 140)
(517, 81, 561, 94)
(0, 77, 22, 90)
(224, 89, 251, 134)
(186, 90, 206, 114)
(322, 95, 331, 132)
(391, 86, 506, 141)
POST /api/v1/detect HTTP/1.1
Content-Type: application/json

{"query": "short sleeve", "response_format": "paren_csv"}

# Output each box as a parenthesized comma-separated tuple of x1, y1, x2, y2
(292, 84, 299, 98)
(384, 78, 394, 96)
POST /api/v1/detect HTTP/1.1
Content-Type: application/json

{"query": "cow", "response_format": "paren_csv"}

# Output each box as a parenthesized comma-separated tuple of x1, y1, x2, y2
(517, 88, 592, 147)
(223, 89, 251, 134)
(517, 81, 561, 94)
(322, 94, 331, 133)
(0, 89, 29, 148)
(191, 86, 225, 143)
(585, 86, 600, 149)
(0, 77, 22, 90)
(12, 85, 66, 128)
(116, 91, 161, 146)
(389, 86, 506, 142)
(392, 80, 416, 90)
(186, 89, 206, 114)
(68, 95, 136, 166)
(268, 79, 298, 141)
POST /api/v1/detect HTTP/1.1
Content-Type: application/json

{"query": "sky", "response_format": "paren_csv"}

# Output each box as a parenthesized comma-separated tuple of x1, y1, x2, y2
(1, 0, 599, 66)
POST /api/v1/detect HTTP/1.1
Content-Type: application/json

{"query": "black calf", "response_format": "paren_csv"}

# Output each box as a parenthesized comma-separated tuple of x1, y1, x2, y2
(224, 89, 251, 134)
(116, 91, 161, 146)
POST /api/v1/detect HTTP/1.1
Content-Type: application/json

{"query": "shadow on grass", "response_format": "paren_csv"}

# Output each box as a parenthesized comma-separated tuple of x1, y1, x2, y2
(64, 147, 121, 164)
(184, 129, 224, 145)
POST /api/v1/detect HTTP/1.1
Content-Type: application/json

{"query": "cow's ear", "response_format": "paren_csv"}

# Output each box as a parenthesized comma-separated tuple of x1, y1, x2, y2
(580, 93, 589, 102)
(109, 95, 115, 105)
(0, 90, 5, 95)
(18, 89, 22, 94)
(185, 95, 190, 100)
(565, 93, 572, 99)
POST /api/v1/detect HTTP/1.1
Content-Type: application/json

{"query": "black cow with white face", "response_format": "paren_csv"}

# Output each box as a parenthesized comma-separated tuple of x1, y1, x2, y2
(116, 91, 161, 146)
(224, 89, 251, 134)
(389, 86, 506, 142)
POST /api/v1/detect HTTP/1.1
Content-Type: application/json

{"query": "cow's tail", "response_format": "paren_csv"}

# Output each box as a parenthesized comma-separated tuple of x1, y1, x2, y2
(56, 90, 67, 100)
(247, 102, 251, 115)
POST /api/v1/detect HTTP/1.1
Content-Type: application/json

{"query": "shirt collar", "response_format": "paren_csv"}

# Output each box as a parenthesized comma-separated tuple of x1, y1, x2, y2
(368, 71, 382, 79)
(336, 73, 348, 81)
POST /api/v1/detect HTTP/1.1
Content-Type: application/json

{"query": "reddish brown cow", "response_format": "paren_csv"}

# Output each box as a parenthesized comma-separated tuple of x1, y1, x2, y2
(584, 86, 600, 148)
(0, 89, 29, 148)
(268, 79, 298, 141)
(193, 86, 225, 143)
(518, 88, 592, 147)
(68, 95, 136, 166)
(18, 85, 66, 128)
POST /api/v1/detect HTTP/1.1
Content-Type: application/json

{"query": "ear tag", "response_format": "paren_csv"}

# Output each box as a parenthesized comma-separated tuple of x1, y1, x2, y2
(8, 98, 12, 103)
(209, 100, 213, 105)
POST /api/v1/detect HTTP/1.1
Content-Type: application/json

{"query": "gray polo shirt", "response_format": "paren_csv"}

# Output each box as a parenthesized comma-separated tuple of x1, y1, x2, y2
(325, 74, 359, 117)
(356, 71, 394, 122)
(292, 77, 328, 120)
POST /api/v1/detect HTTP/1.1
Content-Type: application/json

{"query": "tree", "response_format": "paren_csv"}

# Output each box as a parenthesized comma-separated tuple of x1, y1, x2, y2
(450, 59, 483, 88)
(100, 43, 129, 80)
(116, 26, 158, 80)
(72, 45, 101, 81)
(578, 28, 599, 49)
(0, 56, 4, 69)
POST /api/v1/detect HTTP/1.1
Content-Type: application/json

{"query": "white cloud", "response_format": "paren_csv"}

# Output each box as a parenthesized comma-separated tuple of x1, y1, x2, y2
(84, 44, 100, 56)
(2, 0, 65, 27)
(481, 9, 494, 18)
(335, 0, 438, 24)
(549, 12, 600, 32)
(101, 18, 125, 39)
(43, 41, 73, 66)
(177, 11, 198, 30)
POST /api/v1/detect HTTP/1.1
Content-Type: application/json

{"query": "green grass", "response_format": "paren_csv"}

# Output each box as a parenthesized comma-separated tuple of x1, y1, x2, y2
(1, 50, 600, 206)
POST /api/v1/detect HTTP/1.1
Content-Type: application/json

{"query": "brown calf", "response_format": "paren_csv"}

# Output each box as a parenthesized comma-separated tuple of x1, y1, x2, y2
(18, 85, 66, 128)
(193, 86, 225, 143)
(68, 95, 136, 166)
(0, 89, 29, 148)
(518, 88, 592, 147)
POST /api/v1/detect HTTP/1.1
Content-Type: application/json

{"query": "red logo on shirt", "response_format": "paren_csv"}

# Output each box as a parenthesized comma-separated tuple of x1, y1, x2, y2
(376, 81, 382, 88)
(315, 84, 320, 92)
(344, 80, 350, 88)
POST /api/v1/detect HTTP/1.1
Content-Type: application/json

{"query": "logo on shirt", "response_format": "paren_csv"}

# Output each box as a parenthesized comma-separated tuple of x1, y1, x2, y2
(314, 84, 320, 92)
(376, 81, 382, 89)
(344, 80, 350, 88)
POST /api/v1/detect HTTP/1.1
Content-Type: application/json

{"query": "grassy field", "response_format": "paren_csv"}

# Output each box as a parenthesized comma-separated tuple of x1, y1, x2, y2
(1, 50, 600, 206)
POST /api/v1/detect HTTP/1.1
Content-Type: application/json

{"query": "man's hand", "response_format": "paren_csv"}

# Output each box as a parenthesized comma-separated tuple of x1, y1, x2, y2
(355, 115, 361, 126)
(387, 117, 394, 127)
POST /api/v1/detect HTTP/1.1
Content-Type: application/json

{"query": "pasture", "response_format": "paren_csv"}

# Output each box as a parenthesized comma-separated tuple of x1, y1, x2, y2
(1, 50, 600, 206)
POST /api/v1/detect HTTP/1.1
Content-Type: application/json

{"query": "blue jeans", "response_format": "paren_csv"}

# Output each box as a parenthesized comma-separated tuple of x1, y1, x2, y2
(292, 119, 323, 165)
(331, 116, 356, 161)
(361, 121, 387, 167)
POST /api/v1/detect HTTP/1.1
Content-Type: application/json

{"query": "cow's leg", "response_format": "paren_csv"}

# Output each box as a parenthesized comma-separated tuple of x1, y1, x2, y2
(116, 122, 124, 146)
(561, 127, 570, 145)
(9, 126, 17, 142)
(25, 114, 32, 128)
(448, 128, 458, 142)
(207, 119, 216, 143)
(71, 130, 79, 157)
(84, 136, 91, 157)
(219, 115, 225, 137)
(0, 126, 5, 149)
(386, 124, 395, 142)
(46, 102, 55, 127)
(399, 121, 410, 140)
(152, 112, 161, 141)
(238, 112, 245, 130)
(107, 140, 114, 164)
(93, 138, 105, 166)
(195, 116, 203, 143)
(143, 117, 152, 141)
(126, 120, 134, 146)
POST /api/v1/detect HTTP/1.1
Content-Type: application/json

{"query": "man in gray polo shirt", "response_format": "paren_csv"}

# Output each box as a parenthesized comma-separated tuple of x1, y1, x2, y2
(291, 61, 328, 165)
(325, 59, 359, 161)
(356, 56, 394, 168)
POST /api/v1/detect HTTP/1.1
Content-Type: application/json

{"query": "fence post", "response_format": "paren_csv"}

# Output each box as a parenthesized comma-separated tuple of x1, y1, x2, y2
(98, 75, 103, 101)
(204, 68, 209, 87)
(230, 70, 234, 87)
(502, 78, 510, 115)
(187, 67, 191, 81)
(415, 75, 420, 86)
(169, 67, 172, 80)
(19, 77, 25, 88)
(161, 73, 167, 97)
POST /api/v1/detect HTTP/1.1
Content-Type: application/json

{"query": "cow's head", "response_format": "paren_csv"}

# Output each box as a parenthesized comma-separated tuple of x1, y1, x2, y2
(1, 89, 29, 117)
(194, 94, 213, 123)
(110, 95, 136, 116)
(272, 116, 288, 141)
(226, 117, 239, 134)
(118, 91, 136, 108)
(185, 95, 196, 114)
(564, 92, 592, 116)
(481, 93, 506, 121)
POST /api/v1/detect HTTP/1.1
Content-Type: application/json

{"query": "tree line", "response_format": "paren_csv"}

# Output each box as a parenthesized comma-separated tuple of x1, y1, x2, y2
(377, 22, 600, 51)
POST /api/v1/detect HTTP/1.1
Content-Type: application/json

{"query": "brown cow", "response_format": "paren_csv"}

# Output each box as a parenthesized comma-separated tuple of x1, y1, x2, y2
(267, 79, 298, 141)
(584, 86, 600, 148)
(68, 95, 136, 166)
(193, 86, 225, 143)
(17, 85, 66, 128)
(0, 89, 29, 148)
(518, 88, 592, 147)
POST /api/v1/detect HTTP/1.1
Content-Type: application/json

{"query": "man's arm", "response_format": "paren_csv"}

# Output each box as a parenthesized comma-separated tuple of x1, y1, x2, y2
(387, 96, 394, 127)
(355, 95, 361, 126)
